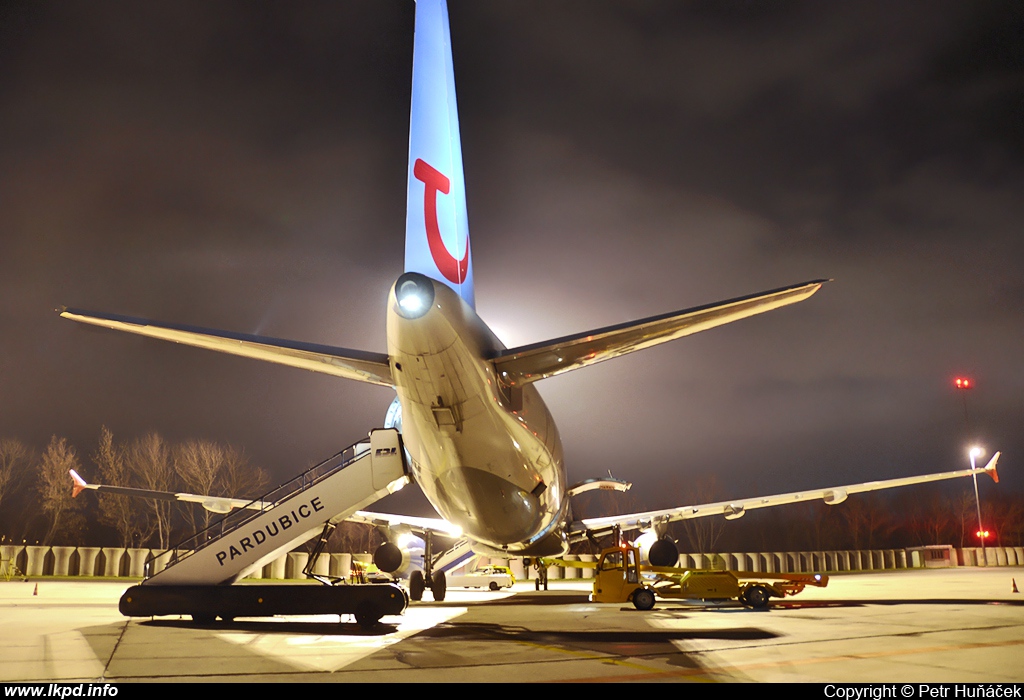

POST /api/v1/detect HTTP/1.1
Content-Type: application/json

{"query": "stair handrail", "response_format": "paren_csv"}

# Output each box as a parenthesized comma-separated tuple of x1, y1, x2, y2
(147, 438, 372, 576)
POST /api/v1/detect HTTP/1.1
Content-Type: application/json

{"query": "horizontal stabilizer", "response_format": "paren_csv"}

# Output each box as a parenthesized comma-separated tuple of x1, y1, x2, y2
(59, 307, 393, 386)
(492, 280, 827, 387)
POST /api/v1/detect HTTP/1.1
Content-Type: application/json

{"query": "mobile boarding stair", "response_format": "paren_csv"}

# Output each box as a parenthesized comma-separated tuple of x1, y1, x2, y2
(119, 428, 411, 627)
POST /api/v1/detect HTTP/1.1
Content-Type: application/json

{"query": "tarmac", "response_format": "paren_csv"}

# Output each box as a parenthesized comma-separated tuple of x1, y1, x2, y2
(1, 567, 1023, 683)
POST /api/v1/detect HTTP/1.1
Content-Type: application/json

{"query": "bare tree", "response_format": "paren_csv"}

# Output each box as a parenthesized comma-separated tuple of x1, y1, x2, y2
(216, 445, 269, 499)
(0, 439, 36, 541)
(907, 492, 955, 546)
(676, 474, 726, 557)
(128, 433, 175, 548)
(328, 521, 380, 554)
(37, 436, 85, 545)
(174, 439, 225, 533)
(0, 439, 32, 515)
(93, 427, 156, 547)
(172, 440, 269, 535)
(952, 489, 978, 549)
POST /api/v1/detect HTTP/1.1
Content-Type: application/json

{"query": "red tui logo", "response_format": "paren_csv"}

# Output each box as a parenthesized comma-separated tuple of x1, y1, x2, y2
(414, 158, 470, 284)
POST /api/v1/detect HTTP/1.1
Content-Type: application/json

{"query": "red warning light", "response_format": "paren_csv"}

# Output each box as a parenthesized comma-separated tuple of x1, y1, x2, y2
(955, 377, 973, 390)
(976, 529, 990, 540)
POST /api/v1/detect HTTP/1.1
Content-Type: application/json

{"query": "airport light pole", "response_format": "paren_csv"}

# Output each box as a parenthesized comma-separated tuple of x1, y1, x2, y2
(969, 446, 987, 544)
(954, 378, 988, 543)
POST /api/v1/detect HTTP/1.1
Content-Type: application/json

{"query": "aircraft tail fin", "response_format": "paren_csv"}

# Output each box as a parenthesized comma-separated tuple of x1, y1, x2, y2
(405, 0, 475, 308)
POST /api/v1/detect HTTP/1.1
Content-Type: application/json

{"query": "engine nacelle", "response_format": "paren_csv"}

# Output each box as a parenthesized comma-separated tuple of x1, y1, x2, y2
(372, 532, 423, 575)
(823, 488, 848, 505)
(384, 395, 403, 432)
(633, 530, 679, 567)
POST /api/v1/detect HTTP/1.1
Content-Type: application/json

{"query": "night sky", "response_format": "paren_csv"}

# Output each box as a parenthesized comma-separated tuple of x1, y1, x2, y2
(1, 1, 1021, 516)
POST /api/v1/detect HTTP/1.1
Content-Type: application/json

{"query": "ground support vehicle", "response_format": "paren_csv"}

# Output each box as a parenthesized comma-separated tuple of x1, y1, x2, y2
(119, 581, 408, 628)
(536, 545, 827, 610)
(447, 565, 515, 591)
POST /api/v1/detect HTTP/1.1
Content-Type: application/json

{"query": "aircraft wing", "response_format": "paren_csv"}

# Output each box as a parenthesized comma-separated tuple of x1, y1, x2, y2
(347, 510, 463, 538)
(575, 453, 1000, 536)
(491, 280, 827, 387)
(58, 307, 393, 386)
(70, 469, 265, 514)
(71, 469, 461, 536)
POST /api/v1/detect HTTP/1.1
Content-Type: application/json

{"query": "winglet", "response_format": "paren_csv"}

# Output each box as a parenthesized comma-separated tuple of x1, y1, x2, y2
(69, 469, 88, 498)
(984, 452, 1000, 483)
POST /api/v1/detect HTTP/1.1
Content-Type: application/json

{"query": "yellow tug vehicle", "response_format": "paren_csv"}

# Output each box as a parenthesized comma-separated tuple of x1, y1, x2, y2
(537, 545, 828, 610)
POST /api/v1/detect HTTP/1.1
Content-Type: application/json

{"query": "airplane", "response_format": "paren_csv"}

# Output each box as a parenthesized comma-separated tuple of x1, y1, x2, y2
(60, 0, 1000, 601)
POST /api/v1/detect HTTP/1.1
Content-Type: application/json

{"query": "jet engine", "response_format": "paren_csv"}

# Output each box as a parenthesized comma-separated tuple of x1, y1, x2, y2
(372, 532, 423, 575)
(634, 530, 679, 567)
(384, 395, 403, 432)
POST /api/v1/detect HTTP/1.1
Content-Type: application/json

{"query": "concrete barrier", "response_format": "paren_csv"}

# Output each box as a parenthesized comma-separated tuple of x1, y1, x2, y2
(101, 548, 124, 577)
(27, 542, 1024, 581)
(288, 552, 309, 579)
(351, 553, 372, 581)
(330, 553, 351, 579)
(269, 553, 287, 579)
(309, 551, 329, 577)
(51, 546, 75, 576)
(148, 550, 173, 576)
(0, 545, 22, 578)
(76, 547, 100, 576)
(127, 548, 149, 578)
(26, 546, 48, 576)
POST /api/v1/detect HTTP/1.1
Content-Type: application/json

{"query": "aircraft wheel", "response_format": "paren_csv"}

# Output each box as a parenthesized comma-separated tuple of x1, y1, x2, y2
(744, 585, 770, 610)
(489, 581, 500, 591)
(409, 570, 425, 601)
(191, 613, 215, 625)
(632, 587, 656, 611)
(431, 570, 446, 602)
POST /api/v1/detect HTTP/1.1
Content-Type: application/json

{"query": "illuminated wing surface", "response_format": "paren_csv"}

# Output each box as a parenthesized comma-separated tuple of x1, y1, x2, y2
(492, 280, 827, 387)
(346, 510, 463, 538)
(71, 469, 459, 536)
(59, 307, 393, 386)
(70, 469, 264, 514)
(576, 453, 1001, 536)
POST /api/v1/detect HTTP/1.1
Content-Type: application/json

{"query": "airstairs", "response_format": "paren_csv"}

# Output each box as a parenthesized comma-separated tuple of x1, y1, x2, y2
(145, 428, 409, 586)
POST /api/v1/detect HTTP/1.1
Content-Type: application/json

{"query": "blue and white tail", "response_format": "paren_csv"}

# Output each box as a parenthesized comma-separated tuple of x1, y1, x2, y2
(405, 0, 475, 309)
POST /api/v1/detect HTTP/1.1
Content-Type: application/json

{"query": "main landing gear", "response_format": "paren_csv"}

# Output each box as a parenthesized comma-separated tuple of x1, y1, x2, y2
(408, 532, 447, 602)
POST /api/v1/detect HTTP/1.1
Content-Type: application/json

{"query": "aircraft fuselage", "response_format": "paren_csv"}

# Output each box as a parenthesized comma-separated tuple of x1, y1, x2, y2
(387, 272, 568, 556)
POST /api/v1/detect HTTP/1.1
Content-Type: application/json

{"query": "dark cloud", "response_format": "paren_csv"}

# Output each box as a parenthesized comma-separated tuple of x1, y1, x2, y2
(1, 1, 1020, 516)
